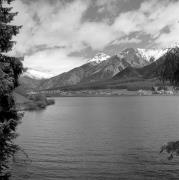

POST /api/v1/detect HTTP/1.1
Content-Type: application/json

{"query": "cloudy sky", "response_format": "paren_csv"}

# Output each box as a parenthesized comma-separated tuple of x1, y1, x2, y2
(9, 0, 179, 76)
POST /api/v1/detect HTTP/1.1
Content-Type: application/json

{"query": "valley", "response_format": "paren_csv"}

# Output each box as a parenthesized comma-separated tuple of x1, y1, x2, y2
(18, 46, 179, 97)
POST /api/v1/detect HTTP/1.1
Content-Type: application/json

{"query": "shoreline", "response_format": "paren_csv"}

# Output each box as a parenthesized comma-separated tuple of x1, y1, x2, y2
(40, 88, 177, 98)
(46, 94, 179, 98)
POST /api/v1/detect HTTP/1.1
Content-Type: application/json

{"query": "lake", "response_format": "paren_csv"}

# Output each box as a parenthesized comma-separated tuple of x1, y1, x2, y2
(12, 96, 179, 179)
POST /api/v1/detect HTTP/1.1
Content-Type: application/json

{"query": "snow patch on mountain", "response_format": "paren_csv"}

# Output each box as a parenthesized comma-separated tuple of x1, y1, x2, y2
(23, 68, 54, 79)
(88, 53, 110, 63)
(137, 48, 168, 62)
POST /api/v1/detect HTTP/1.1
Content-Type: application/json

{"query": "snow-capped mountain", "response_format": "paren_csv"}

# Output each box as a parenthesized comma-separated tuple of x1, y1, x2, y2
(113, 45, 179, 82)
(38, 48, 168, 89)
(88, 53, 110, 63)
(23, 68, 54, 79)
(36, 45, 179, 90)
(137, 42, 179, 62)
(118, 48, 149, 67)
(137, 48, 168, 62)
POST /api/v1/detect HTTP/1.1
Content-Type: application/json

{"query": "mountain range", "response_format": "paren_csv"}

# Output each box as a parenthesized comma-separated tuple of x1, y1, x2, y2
(19, 46, 179, 92)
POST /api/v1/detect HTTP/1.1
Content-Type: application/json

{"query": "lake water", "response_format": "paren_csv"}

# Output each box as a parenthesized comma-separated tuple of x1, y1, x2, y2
(12, 97, 179, 180)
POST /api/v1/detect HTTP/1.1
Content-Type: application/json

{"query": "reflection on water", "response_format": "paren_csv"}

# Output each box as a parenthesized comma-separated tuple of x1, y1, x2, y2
(12, 97, 179, 180)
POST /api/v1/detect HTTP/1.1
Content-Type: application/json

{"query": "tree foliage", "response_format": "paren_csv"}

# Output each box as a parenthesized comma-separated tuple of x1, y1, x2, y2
(158, 47, 179, 86)
(158, 47, 179, 160)
(0, 0, 23, 177)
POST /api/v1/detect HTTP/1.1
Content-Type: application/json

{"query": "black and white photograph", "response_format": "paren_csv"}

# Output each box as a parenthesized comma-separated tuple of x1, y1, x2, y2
(1, 0, 179, 179)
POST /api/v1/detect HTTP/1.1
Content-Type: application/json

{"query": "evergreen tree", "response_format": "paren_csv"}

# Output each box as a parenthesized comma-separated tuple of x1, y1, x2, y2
(0, 0, 23, 178)
(158, 47, 179, 160)
(158, 47, 179, 86)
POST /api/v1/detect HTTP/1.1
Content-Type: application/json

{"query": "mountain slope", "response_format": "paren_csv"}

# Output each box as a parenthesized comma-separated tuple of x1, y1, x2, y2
(15, 68, 51, 95)
(13, 92, 31, 104)
(112, 47, 177, 81)
(87, 53, 110, 63)
(39, 48, 154, 90)
(39, 62, 98, 89)
(15, 76, 44, 96)
(118, 48, 149, 67)
(38, 46, 177, 90)
(61, 47, 179, 91)
(137, 48, 168, 62)
(39, 55, 129, 89)
(81, 55, 130, 83)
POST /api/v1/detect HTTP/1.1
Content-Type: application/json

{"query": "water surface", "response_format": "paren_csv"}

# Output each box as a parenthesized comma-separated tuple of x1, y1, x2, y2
(13, 97, 179, 179)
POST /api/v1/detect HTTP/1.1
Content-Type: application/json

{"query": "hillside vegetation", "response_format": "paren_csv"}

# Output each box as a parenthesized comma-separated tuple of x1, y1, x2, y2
(14, 92, 55, 111)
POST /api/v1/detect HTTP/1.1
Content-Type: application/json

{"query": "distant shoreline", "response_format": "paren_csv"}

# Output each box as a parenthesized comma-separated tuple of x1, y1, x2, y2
(39, 88, 177, 98)
(46, 94, 179, 98)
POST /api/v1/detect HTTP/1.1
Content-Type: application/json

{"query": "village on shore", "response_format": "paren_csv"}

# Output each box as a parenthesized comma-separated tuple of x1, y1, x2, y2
(27, 86, 178, 97)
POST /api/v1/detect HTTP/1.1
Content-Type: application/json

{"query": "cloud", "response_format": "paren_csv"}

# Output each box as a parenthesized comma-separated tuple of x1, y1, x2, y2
(11, 0, 89, 54)
(10, 0, 90, 74)
(140, 0, 179, 38)
(23, 48, 86, 75)
(112, 0, 179, 48)
(155, 22, 179, 48)
(13, 0, 179, 54)
(78, 22, 116, 49)
(96, 0, 119, 15)
(112, 37, 141, 45)
(112, 11, 145, 35)
(9, 0, 179, 74)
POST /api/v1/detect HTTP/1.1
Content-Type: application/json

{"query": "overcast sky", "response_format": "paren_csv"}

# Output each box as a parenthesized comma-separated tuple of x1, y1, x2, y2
(10, 0, 179, 75)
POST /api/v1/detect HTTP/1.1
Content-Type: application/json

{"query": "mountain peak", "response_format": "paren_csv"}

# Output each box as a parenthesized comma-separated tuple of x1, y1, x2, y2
(122, 48, 136, 53)
(137, 48, 168, 62)
(88, 53, 110, 64)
